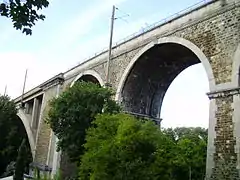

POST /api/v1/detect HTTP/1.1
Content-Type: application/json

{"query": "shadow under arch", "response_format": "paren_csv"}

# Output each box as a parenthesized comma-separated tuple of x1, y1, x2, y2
(70, 70, 104, 87)
(115, 36, 216, 122)
(115, 36, 216, 102)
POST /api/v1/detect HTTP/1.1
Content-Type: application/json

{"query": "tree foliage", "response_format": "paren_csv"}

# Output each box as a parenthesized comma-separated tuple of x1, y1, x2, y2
(79, 116, 208, 180)
(0, 0, 49, 35)
(163, 127, 208, 180)
(79, 113, 176, 180)
(47, 81, 120, 163)
(0, 95, 32, 177)
(13, 139, 28, 180)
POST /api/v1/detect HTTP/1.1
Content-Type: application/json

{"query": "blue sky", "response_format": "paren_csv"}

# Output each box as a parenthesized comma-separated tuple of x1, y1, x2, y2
(0, 0, 210, 128)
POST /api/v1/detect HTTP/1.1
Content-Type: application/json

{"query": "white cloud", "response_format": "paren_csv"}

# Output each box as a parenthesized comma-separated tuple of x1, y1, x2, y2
(0, 51, 63, 99)
(0, 52, 35, 98)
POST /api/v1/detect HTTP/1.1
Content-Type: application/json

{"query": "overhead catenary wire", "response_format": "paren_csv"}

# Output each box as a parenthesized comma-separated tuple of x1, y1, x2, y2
(105, 5, 130, 87)
(115, 6, 130, 23)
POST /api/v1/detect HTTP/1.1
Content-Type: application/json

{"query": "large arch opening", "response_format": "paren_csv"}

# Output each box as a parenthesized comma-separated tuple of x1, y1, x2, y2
(117, 38, 215, 126)
(0, 115, 33, 177)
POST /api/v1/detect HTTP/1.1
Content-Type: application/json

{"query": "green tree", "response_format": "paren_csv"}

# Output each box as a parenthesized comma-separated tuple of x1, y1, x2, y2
(0, 95, 32, 177)
(163, 127, 208, 142)
(0, 0, 49, 35)
(79, 113, 176, 180)
(13, 139, 27, 180)
(163, 127, 208, 180)
(47, 81, 120, 164)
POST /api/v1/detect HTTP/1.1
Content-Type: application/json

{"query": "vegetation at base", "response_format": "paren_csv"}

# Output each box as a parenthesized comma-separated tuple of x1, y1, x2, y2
(79, 113, 175, 180)
(46, 81, 120, 164)
(14, 139, 28, 180)
(79, 113, 207, 180)
(0, 0, 49, 35)
(0, 95, 32, 177)
(162, 127, 207, 180)
(31, 169, 62, 180)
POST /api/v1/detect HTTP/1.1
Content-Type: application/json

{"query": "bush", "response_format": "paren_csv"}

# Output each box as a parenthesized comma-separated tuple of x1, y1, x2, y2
(79, 113, 175, 180)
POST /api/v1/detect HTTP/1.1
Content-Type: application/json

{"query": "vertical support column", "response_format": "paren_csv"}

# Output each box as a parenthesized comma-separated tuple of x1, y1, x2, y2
(206, 99, 217, 179)
(51, 136, 61, 176)
(206, 87, 240, 180)
(233, 93, 240, 177)
(24, 103, 30, 114)
(34, 74, 64, 166)
(31, 98, 39, 129)
(50, 83, 61, 176)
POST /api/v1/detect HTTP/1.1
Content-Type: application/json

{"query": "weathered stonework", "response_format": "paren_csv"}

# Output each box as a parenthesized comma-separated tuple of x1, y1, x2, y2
(13, 0, 240, 179)
(213, 96, 238, 179)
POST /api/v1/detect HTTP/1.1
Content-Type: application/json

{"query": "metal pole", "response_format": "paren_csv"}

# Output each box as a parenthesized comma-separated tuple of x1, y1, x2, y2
(21, 69, 28, 107)
(4, 85, 7, 96)
(105, 5, 115, 87)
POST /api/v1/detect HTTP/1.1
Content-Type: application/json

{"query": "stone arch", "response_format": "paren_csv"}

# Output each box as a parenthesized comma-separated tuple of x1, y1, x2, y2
(70, 70, 104, 87)
(232, 44, 240, 87)
(17, 111, 35, 156)
(115, 36, 215, 102)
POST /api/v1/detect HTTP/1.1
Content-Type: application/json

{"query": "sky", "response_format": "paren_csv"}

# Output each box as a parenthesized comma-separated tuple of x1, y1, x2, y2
(0, 0, 210, 128)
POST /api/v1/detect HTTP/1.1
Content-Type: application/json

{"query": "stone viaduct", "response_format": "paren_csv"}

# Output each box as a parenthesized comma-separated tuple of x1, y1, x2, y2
(14, 0, 240, 179)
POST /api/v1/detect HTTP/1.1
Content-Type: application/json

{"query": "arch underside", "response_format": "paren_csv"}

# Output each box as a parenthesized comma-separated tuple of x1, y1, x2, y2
(121, 43, 201, 120)
(71, 70, 104, 87)
(78, 75, 100, 85)
(17, 111, 35, 157)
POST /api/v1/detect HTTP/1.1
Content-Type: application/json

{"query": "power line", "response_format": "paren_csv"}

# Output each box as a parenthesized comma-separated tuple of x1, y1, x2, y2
(115, 6, 130, 23)
(115, 7, 130, 17)
(116, 16, 129, 23)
